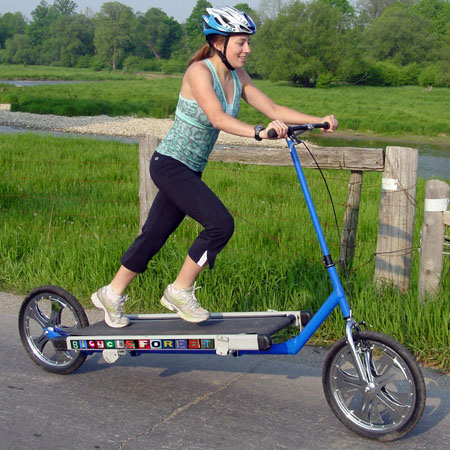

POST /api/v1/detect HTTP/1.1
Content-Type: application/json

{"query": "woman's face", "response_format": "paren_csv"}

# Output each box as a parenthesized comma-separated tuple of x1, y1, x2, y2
(222, 34, 251, 68)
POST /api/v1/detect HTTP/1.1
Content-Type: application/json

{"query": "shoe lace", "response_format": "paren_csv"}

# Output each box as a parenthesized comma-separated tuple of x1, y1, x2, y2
(183, 284, 202, 309)
(113, 294, 129, 316)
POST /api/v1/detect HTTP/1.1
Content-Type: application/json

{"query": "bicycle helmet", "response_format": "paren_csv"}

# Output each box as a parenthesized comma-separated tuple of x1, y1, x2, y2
(202, 6, 256, 70)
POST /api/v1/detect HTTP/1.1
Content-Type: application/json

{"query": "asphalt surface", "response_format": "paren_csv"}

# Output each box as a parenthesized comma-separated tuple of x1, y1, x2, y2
(1, 291, 449, 450)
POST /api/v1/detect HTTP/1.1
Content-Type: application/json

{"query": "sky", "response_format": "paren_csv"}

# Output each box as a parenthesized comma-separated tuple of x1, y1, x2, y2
(0, 0, 264, 23)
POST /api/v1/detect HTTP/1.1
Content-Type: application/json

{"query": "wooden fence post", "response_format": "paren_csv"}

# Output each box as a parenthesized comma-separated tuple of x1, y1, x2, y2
(339, 170, 363, 269)
(374, 146, 418, 292)
(139, 135, 159, 234)
(418, 180, 450, 301)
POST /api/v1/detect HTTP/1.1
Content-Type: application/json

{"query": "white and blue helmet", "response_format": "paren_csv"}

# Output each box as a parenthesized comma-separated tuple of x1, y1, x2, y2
(202, 6, 256, 36)
(202, 6, 256, 70)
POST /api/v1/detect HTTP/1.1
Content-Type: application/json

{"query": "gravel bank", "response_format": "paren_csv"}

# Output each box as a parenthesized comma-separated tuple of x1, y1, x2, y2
(0, 110, 285, 147)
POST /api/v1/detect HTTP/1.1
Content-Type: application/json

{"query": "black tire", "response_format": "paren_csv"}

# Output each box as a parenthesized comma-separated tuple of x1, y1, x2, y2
(18, 286, 89, 375)
(322, 331, 426, 442)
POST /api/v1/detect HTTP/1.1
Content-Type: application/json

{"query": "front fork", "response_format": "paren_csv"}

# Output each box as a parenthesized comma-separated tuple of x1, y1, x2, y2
(345, 319, 372, 385)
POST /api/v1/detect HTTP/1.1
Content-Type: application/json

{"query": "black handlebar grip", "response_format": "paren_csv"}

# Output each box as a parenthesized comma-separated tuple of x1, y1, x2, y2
(267, 128, 278, 139)
(323, 121, 330, 130)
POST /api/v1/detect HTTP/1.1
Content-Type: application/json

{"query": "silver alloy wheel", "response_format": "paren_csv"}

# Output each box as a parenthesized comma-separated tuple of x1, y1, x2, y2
(23, 293, 82, 367)
(329, 340, 416, 432)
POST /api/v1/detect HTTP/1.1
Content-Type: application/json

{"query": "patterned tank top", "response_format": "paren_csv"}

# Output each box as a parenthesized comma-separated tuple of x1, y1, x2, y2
(156, 59, 242, 172)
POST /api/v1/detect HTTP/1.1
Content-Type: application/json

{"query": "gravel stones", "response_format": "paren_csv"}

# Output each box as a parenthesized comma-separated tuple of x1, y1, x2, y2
(0, 110, 285, 147)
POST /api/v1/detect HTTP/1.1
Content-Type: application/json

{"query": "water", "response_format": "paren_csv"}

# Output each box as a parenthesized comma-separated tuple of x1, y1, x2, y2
(308, 135, 450, 180)
(0, 80, 85, 87)
(0, 125, 448, 180)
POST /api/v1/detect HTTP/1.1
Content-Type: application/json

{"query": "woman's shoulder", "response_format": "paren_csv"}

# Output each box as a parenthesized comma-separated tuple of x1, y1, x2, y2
(235, 67, 252, 86)
(186, 60, 212, 79)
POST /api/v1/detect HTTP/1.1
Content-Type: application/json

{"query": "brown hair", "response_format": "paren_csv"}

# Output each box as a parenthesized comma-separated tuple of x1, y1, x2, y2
(188, 35, 226, 67)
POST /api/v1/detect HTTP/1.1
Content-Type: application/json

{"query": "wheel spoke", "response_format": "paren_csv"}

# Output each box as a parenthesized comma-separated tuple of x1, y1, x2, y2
(49, 298, 64, 326)
(28, 302, 51, 329)
(335, 367, 363, 391)
(32, 334, 49, 353)
(353, 395, 373, 423)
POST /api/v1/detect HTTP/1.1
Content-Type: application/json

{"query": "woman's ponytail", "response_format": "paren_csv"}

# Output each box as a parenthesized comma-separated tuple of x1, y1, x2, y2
(188, 43, 213, 67)
(187, 35, 226, 67)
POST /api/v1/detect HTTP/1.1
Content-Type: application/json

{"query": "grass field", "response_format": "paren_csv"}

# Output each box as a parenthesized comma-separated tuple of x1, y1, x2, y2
(1, 64, 449, 140)
(1, 133, 448, 371)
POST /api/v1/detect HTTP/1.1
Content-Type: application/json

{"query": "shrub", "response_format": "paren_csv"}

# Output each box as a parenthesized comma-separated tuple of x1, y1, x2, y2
(160, 58, 187, 74)
(399, 63, 420, 86)
(122, 56, 162, 73)
(418, 64, 450, 87)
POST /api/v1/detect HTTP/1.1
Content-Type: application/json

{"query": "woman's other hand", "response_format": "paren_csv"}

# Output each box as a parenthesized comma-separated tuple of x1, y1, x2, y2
(261, 120, 289, 139)
(321, 115, 338, 132)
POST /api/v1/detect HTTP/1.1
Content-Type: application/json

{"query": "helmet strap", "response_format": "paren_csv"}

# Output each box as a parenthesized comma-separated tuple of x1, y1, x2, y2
(206, 35, 235, 71)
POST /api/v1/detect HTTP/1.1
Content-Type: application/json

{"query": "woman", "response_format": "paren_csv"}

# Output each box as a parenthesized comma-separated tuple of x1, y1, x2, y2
(91, 6, 338, 328)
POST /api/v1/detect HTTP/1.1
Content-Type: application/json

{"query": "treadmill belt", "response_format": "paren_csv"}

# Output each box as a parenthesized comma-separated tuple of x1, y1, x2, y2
(72, 315, 295, 337)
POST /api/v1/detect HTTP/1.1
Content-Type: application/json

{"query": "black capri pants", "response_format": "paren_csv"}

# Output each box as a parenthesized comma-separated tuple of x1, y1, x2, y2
(121, 152, 235, 273)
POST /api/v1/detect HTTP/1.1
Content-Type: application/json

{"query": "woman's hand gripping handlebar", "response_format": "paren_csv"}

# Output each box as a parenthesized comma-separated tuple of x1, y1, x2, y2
(267, 122, 330, 139)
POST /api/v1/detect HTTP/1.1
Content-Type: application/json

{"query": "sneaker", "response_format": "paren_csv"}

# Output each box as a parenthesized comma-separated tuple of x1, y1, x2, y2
(161, 284, 210, 323)
(91, 286, 130, 328)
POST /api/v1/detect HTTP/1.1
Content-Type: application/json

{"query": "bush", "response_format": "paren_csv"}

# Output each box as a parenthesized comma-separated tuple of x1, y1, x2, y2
(89, 55, 108, 71)
(122, 56, 162, 73)
(75, 56, 92, 69)
(160, 58, 187, 74)
(399, 63, 420, 86)
(418, 64, 450, 87)
(316, 72, 333, 88)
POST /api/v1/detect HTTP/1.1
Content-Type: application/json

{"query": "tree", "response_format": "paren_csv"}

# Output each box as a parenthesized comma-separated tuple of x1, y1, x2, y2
(94, 2, 136, 69)
(356, 0, 419, 24)
(4, 33, 36, 64)
(363, 3, 437, 65)
(184, 0, 212, 55)
(41, 13, 94, 66)
(53, 0, 77, 16)
(28, 0, 58, 46)
(249, 0, 355, 86)
(135, 8, 182, 59)
(0, 12, 27, 49)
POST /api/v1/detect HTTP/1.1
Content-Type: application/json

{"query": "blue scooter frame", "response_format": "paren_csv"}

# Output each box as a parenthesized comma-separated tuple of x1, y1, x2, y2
(241, 126, 351, 356)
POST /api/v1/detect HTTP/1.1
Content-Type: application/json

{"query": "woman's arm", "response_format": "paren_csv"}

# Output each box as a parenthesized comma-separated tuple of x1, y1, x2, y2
(239, 69, 338, 133)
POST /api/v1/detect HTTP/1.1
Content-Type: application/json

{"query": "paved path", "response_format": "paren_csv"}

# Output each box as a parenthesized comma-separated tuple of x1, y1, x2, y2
(2, 290, 449, 449)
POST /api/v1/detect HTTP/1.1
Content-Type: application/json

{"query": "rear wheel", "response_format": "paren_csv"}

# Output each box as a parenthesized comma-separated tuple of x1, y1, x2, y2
(322, 331, 426, 441)
(18, 286, 89, 374)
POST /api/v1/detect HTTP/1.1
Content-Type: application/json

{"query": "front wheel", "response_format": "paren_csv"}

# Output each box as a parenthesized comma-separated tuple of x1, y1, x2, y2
(18, 286, 89, 375)
(322, 331, 426, 441)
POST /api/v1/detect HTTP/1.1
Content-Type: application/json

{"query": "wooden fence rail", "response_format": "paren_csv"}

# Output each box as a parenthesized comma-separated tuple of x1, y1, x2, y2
(139, 136, 420, 291)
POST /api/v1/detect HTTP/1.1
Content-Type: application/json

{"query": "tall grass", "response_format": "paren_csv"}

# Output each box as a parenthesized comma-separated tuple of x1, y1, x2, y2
(1, 133, 449, 370)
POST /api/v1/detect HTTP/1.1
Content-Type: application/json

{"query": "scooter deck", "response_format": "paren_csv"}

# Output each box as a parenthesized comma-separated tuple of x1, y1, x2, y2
(77, 314, 295, 336)
(54, 313, 303, 355)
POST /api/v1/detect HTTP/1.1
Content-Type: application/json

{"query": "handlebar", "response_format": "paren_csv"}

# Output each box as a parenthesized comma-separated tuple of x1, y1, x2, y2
(267, 122, 330, 139)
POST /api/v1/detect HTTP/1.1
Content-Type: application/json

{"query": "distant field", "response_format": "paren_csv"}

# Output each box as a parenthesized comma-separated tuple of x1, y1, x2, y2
(0, 64, 449, 139)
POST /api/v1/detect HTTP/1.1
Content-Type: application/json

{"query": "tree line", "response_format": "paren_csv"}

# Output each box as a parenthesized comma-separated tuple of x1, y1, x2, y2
(1, 0, 449, 87)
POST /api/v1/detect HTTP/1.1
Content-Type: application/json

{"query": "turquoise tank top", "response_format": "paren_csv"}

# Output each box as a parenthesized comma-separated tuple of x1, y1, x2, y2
(156, 59, 242, 172)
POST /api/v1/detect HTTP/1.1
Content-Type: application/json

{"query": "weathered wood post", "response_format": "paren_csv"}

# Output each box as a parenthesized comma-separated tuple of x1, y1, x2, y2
(374, 146, 418, 292)
(139, 135, 160, 233)
(418, 180, 450, 301)
(339, 170, 363, 269)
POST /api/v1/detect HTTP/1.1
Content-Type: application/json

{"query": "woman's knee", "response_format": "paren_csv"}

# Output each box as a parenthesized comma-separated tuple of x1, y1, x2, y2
(214, 210, 234, 243)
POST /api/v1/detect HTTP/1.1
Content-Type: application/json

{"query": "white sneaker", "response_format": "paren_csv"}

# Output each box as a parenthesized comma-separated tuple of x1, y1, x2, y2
(161, 284, 210, 323)
(91, 286, 130, 328)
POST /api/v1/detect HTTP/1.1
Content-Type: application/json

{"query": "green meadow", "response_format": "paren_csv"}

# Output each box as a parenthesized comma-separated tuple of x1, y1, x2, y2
(1, 133, 448, 371)
(0, 64, 449, 140)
